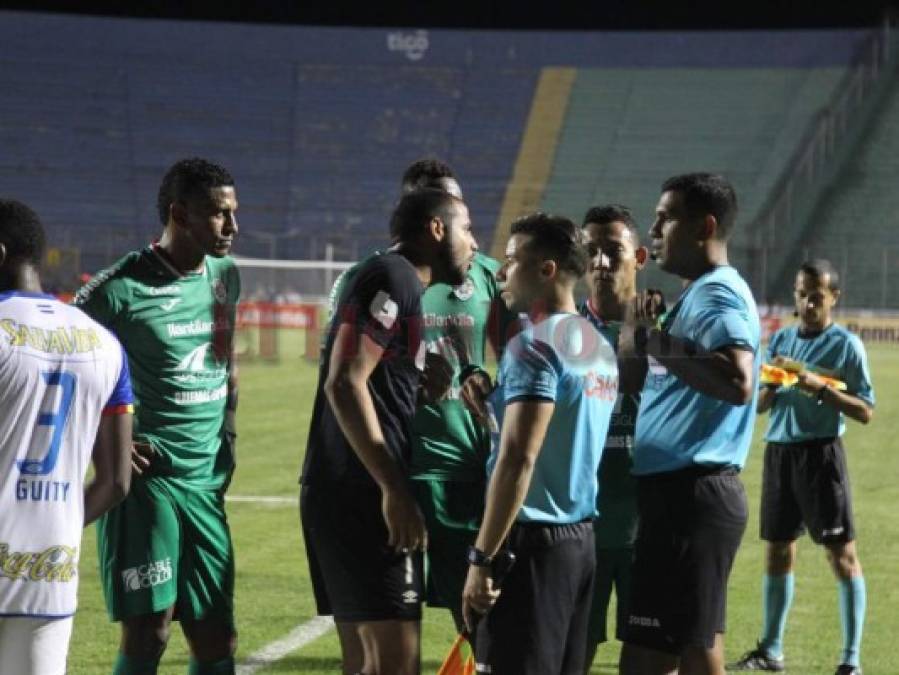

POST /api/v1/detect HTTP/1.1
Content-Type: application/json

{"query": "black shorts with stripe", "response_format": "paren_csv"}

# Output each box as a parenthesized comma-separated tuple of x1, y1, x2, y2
(300, 481, 423, 622)
(760, 437, 855, 545)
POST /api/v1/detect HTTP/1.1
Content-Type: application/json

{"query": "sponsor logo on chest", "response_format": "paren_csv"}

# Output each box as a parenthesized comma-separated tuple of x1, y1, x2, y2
(166, 317, 230, 338)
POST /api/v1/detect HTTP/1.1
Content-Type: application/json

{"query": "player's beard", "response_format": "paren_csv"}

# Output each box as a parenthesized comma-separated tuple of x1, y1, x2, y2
(437, 228, 467, 287)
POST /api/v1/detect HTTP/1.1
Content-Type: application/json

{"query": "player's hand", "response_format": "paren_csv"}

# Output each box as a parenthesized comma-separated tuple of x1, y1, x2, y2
(131, 440, 155, 475)
(626, 288, 666, 328)
(382, 485, 428, 554)
(461, 371, 493, 425)
(420, 352, 454, 403)
(796, 370, 827, 395)
(462, 564, 501, 633)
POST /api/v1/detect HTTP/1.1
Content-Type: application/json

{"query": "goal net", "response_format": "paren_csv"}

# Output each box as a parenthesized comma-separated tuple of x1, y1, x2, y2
(233, 256, 354, 363)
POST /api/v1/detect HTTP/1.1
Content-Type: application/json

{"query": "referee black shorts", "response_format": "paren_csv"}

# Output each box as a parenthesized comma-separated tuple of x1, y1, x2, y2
(300, 481, 423, 622)
(623, 466, 747, 654)
(760, 438, 855, 545)
(475, 519, 595, 675)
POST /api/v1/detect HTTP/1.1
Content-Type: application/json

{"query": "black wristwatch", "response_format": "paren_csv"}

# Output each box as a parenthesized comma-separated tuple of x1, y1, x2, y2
(467, 545, 493, 567)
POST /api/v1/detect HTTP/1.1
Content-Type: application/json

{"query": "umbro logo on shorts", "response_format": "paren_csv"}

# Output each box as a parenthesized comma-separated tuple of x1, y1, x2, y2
(475, 664, 493, 673)
(401, 590, 419, 604)
(629, 614, 662, 628)
(121, 558, 173, 592)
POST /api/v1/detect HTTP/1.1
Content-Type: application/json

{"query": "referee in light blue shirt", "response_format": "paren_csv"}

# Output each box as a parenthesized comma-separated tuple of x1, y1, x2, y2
(617, 174, 761, 675)
(460, 213, 618, 675)
(730, 259, 874, 675)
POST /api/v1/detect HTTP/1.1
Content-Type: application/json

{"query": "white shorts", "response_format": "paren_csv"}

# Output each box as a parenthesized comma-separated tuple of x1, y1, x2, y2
(0, 615, 73, 675)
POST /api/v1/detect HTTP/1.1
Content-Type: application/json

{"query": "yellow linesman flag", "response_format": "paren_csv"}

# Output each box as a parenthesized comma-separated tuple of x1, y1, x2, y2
(436, 633, 475, 675)
(760, 363, 847, 391)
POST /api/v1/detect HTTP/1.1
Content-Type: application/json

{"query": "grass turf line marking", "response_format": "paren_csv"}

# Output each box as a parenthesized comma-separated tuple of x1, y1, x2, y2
(226, 495, 296, 505)
(236, 616, 335, 674)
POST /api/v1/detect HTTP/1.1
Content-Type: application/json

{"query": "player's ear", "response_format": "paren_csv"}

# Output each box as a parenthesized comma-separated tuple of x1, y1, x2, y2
(635, 246, 649, 269)
(831, 288, 841, 306)
(540, 259, 557, 279)
(170, 201, 188, 229)
(428, 216, 446, 242)
(700, 214, 717, 241)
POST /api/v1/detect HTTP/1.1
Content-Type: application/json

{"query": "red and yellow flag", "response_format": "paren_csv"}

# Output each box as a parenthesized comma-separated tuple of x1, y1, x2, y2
(760, 363, 846, 391)
(436, 633, 476, 675)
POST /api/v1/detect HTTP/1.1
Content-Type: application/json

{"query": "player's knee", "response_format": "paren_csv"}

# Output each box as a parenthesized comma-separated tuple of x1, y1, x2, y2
(363, 629, 419, 675)
(826, 543, 860, 578)
(185, 625, 237, 661)
(122, 620, 171, 659)
(765, 542, 794, 574)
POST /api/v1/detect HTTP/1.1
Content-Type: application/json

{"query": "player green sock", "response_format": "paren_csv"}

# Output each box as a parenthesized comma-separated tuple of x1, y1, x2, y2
(759, 572, 794, 658)
(113, 653, 160, 674)
(838, 575, 866, 667)
(188, 656, 235, 674)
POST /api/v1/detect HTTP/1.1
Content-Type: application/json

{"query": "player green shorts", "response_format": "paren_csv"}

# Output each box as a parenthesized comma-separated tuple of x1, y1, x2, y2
(97, 476, 234, 624)
(586, 546, 634, 646)
(411, 479, 484, 626)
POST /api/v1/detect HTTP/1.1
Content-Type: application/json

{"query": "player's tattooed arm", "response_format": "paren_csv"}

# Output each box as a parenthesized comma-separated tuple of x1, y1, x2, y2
(85, 411, 133, 526)
(325, 322, 427, 553)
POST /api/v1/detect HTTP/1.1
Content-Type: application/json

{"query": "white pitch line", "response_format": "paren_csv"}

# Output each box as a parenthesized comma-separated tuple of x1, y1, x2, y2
(236, 616, 334, 674)
(226, 495, 296, 505)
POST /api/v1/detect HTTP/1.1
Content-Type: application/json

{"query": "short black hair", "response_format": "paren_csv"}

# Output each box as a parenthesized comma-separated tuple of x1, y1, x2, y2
(401, 158, 456, 192)
(582, 204, 640, 243)
(799, 258, 840, 292)
(157, 158, 235, 225)
(510, 212, 588, 278)
(661, 173, 738, 238)
(390, 188, 464, 241)
(0, 198, 45, 267)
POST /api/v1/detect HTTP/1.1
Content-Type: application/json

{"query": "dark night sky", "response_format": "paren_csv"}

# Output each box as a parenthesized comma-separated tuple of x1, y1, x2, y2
(1, 0, 896, 30)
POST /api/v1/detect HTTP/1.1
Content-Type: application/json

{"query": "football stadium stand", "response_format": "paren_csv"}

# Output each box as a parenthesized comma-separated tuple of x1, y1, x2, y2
(0, 10, 877, 302)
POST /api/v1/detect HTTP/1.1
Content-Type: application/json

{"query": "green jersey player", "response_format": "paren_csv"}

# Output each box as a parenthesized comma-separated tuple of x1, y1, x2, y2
(578, 205, 649, 672)
(325, 159, 514, 634)
(74, 159, 240, 675)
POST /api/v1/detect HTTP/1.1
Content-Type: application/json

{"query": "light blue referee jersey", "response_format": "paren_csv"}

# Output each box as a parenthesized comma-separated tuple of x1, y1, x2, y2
(634, 265, 761, 475)
(486, 312, 618, 523)
(764, 323, 875, 443)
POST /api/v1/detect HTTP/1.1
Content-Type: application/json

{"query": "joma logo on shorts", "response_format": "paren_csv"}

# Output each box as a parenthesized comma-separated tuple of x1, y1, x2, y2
(122, 559, 173, 592)
(629, 615, 661, 628)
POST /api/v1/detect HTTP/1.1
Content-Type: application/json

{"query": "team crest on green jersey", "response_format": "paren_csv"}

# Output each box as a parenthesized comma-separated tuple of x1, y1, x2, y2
(211, 279, 227, 304)
(452, 278, 474, 301)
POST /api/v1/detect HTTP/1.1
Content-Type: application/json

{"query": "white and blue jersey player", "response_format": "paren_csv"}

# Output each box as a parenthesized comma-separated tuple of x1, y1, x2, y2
(0, 199, 133, 675)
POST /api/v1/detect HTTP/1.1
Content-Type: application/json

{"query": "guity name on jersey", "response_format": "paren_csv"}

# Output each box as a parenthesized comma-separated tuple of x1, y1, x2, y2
(16, 478, 71, 503)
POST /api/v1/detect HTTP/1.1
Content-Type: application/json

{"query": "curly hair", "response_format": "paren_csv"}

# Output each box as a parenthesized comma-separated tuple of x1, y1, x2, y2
(0, 198, 45, 266)
(157, 158, 235, 225)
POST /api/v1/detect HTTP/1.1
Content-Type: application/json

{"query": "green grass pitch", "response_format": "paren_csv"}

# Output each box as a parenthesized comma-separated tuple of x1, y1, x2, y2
(66, 338, 899, 673)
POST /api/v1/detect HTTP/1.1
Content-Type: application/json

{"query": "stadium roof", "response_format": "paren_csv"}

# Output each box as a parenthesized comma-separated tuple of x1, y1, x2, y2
(2, 0, 896, 30)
